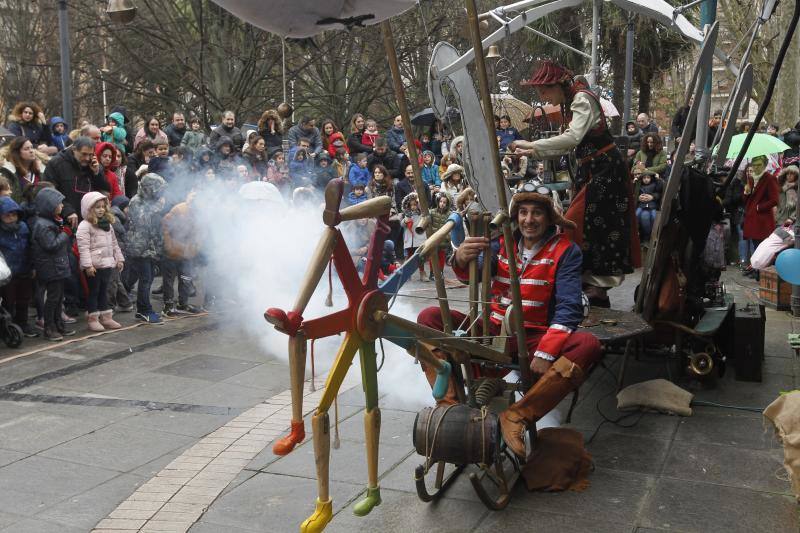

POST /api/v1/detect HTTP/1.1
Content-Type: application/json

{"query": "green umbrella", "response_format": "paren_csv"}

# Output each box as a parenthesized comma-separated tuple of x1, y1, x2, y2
(715, 132, 790, 159)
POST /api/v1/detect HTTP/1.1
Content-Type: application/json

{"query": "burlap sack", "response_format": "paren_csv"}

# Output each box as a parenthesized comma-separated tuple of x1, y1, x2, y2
(763, 391, 800, 500)
(616, 379, 693, 417)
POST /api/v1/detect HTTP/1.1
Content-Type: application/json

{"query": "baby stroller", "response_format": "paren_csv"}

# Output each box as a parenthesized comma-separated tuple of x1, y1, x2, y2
(0, 253, 22, 348)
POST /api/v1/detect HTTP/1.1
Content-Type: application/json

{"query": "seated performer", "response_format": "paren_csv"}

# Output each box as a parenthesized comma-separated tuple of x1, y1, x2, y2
(416, 187, 602, 459)
(510, 61, 640, 307)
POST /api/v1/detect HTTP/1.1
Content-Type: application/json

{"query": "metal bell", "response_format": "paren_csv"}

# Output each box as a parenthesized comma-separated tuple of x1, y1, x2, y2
(486, 44, 501, 59)
(107, 0, 137, 23)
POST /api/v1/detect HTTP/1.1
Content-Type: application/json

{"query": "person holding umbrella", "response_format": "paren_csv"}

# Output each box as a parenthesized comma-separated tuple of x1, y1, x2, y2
(510, 61, 639, 307)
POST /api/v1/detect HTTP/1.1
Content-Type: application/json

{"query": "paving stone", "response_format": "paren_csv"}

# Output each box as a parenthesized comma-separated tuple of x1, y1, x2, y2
(0, 407, 120, 454)
(40, 424, 195, 473)
(36, 473, 147, 530)
(586, 432, 672, 475)
(0, 448, 26, 468)
(640, 477, 798, 532)
(119, 410, 237, 438)
(691, 371, 794, 408)
(0, 354, 80, 388)
(377, 452, 482, 503)
(474, 507, 632, 533)
(507, 468, 655, 525)
(265, 432, 413, 485)
(764, 355, 794, 376)
(673, 410, 778, 451)
(0, 511, 24, 529)
(328, 487, 487, 532)
(130, 445, 193, 478)
(189, 521, 255, 532)
(221, 362, 294, 390)
(662, 441, 790, 494)
(334, 408, 416, 444)
(173, 382, 270, 409)
(91, 372, 215, 403)
(193, 473, 359, 533)
(0, 517, 85, 533)
(153, 354, 261, 382)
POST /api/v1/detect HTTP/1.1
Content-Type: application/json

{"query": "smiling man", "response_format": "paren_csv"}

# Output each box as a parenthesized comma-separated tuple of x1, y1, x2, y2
(415, 185, 602, 459)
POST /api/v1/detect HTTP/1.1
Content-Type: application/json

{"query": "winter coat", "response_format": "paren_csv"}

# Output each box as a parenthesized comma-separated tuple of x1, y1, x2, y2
(209, 124, 244, 153)
(347, 130, 371, 156)
(430, 195, 452, 250)
(287, 124, 322, 155)
(394, 178, 429, 215)
(134, 127, 168, 151)
(325, 131, 348, 159)
(421, 161, 441, 188)
(243, 149, 269, 177)
(213, 138, 242, 179)
(95, 141, 123, 198)
(126, 173, 165, 259)
(723, 175, 745, 227)
(49, 117, 71, 151)
(124, 153, 146, 199)
(258, 110, 284, 150)
(110, 195, 129, 254)
(43, 147, 109, 220)
(634, 150, 668, 177)
(164, 123, 188, 149)
(162, 201, 199, 260)
(386, 126, 406, 153)
(314, 159, 338, 190)
(743, 171, 780, 240)
(348, 164, 370, 188)
(401, 193, 422, 250)
(30, 188, 71, 282)
(76, 192, 123, 270)
(0, 197, 31, 275)
(0, 160, 42, 204)
(102, 112, 128, 154)
(366, 149, 399, 176)
(777, 167, 799, 224)
(636, 177, 662, 210)
(181, 130, 206, 153)
(347, 190, 367, 206)
(7, 114, 51, 147)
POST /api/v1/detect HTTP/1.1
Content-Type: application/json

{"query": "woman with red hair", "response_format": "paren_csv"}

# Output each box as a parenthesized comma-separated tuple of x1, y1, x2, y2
(511, 61, 639, 307)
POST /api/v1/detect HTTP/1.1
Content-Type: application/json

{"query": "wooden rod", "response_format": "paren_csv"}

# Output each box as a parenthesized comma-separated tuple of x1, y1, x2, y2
(293, 228, 337, 314)
(418, 220, 455, 258)
(481, 213, 492, 343)
(338, 196, 392, 221)
(381, 20, 452, 334)
(465, 0, 530, 387)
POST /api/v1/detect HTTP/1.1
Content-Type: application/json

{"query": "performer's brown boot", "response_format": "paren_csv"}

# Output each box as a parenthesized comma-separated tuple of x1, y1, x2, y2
(499, 357, 585, 460)
(416, 343, 459, 406)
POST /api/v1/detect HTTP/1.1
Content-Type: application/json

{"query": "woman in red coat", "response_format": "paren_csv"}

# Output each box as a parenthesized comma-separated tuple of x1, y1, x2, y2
(742, 155, 779, 272)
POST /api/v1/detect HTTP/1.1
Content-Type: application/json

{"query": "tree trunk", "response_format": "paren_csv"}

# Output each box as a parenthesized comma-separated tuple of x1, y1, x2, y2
(638, 69, 652, 115)
(773, 7, 800, 127)
(609, 27, 626, 135)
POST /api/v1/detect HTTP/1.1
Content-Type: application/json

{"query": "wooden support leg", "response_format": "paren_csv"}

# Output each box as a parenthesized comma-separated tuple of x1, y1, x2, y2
(273, 334, 307, 455)
(300, 411, 332, 533)
(353, 341, 382, 517)
(294, 228, 337, 315)
(299, 332, 361, 533)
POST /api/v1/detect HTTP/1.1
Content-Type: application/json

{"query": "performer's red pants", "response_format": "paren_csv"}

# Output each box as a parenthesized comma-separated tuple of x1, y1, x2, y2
(417, 306, 603, 371)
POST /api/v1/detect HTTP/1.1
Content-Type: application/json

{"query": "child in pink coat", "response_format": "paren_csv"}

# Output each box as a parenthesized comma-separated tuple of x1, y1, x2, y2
(76, 191, 124, 331)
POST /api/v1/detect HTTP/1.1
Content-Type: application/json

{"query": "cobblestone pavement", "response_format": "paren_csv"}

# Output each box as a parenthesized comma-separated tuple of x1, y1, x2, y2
(0, 268, 797, 532)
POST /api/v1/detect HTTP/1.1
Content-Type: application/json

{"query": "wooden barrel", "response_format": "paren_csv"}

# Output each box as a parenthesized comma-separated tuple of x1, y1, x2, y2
(413, 404, 499, 465)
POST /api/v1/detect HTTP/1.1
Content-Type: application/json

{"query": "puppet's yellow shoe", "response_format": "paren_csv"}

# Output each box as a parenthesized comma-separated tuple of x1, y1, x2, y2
(300, 498, 332, 533)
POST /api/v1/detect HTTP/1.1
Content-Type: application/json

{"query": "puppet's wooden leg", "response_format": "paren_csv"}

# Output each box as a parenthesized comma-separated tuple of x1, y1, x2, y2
(273, 334, 307, 455)
(353, 341, 382, 516)
(300, 332, 361, 533)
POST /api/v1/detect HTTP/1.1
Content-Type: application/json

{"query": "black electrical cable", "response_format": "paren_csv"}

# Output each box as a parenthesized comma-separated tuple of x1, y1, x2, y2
(720, 0, 800, 196)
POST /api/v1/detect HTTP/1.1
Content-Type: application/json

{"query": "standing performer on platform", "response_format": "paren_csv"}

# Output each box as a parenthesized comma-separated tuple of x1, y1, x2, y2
(416, 189, 602, 459)
(511, 61, 640, 307)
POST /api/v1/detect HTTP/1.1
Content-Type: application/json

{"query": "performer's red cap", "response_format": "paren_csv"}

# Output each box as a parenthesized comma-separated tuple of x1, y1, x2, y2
(521, 60, 574, 86)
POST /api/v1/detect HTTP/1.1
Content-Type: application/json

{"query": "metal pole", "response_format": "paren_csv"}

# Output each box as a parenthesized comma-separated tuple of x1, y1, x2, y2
(281, 38, 287, 104)
(101, 75, 108, 118)
(380, 20, 453, 333)
(623, 13, 634, 128)
(695, 0, 717, 157)
(58, 0, 73, 127)
(793, 199, 800, 317)
(465, 0, 531, 388)
(590, 0, 600, 85)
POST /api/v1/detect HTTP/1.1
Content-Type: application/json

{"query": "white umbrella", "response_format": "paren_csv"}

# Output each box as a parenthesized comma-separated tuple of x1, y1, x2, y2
(210, 0, 417, 38)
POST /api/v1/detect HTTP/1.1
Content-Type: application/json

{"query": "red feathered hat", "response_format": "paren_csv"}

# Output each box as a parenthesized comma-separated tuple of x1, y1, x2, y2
(521, 60, 574, 87)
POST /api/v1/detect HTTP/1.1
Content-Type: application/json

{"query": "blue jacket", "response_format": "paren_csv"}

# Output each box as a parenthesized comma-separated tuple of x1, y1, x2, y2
(386, 126, 406, 153)
(496, 127, 522, 151)
(49, 117, 71, 151)
(0, 197, 30, 276)
(421, 163, 441, 187)
(348, 165, 370, 188)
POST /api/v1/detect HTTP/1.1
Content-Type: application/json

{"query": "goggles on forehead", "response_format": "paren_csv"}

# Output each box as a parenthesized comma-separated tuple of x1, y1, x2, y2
(518, 181, 551, 195)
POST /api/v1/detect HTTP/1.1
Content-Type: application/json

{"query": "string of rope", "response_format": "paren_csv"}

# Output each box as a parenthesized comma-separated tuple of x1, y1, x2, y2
(424, 404, 457, 473)
(381, 334, 513, 341)
(309, 338, 316, 392)
(479, 405, 489, 467)
(391, 292, 500, 306)
(333, 395, 340, 449)
(377, 337, 387, 372)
